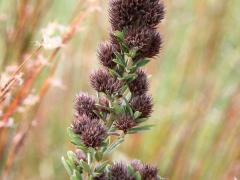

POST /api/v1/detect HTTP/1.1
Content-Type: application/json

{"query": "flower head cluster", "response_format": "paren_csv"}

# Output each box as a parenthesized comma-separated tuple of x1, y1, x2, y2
(74, 93, 98, 119)
(131, 160, 159, 180)
(72, 115, 107, 148)
(106, 161, 159, 180)
(128, 69, 149, 96)
(90, 69, 123, 96)
(63, 0, 165, 179)
(109, 0, 165, 31)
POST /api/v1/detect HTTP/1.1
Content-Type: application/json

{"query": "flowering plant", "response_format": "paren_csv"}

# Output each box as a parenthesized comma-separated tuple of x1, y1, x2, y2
(62, 0, 165, 179)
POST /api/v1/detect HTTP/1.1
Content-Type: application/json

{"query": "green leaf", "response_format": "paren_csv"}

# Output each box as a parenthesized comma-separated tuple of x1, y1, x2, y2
(127, 125, 154, 134)
(108, 69, 121, 78)
(128, 49, 138, 58)
(128, 165, 135, 175)
(134, 59, 150, 68)
(113, 31, 124, 41)
(113, 52, 126, 67)
(67, 151, 77, 166)
(67, 128, 88, 151)
(122, 96, 133, 116)
(134, 111, 142, 119)
(134, 172, 142, 180)
(106, 137, 124, 154)
(95, 161, 109, 173)
(118, 73, 136, 82)
(62, 156, 72, 176)
(95, 151, 103, 162)
(80, 160, 92, 174)
(120, 84, 129, 95)
(135, 118, 148, 123)
(71, 170, 82, 180)
(101, 137, 111, 153)
(112, 102, 124, 115)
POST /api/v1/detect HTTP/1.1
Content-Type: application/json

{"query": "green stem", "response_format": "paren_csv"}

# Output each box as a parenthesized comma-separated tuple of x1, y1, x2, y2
(106, 114, 114, 129)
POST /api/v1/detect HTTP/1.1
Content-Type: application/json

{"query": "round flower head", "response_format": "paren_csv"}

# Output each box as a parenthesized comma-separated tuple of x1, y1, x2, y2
(141, 164, 158, 180)
(109, 162, 133, 180)
(72, 115, 107, 148)
(124, 27, 162, 61)
(109, 0, 165, 31)
(131, 160, 143, 171)
(129, 69, 149, 96)
(97, 41, 116, 68)
(131, 160, 158, 180)
(81, 119, 107, 148)
(74, 93, 98, 119)
(130, 94, 153, 118)
(90, 69, 123, 95)
(114, 114, 136, 133)
(72, 114, 93, 135)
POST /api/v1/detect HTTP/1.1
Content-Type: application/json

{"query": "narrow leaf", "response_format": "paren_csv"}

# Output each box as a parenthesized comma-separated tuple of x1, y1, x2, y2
(62, 156, 72, 176)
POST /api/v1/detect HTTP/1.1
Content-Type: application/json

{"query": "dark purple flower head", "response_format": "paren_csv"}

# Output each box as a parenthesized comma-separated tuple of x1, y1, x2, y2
(131, 160, 158, 180)
(90, 69, 123, 95)
(141, 164, 158, 180)
(131, 160, 143, 171)
(109, 0, 165, 31)
(98, 41, 116, 68)
(109, 162, 134, 180)
(72, 115, 107, 148)
(81, 120, 107, 148)
(72, 115, 93, 135)
(74, 93, 98, 119)
(124, 27, 162, 61)
(111, 27, 162, 61)
(130, 94, 153, 118)
(129, 69, 149, 96)
(114, 114, 136, 133)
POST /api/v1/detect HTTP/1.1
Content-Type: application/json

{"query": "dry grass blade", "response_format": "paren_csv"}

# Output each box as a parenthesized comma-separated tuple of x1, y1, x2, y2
(0, 6, 95, 178)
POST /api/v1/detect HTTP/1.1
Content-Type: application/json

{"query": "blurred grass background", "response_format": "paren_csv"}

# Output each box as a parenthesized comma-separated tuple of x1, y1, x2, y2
(0, 0, 239, 179)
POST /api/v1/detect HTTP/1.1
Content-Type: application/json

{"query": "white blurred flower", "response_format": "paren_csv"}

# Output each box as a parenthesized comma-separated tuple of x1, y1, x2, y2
(0, 72, 10, 88)
(0, 118, 14, 128)
(23, 94, 39, 106)
(37, 55, 50, 66)
(6, 65, 18, 73)
(50, 78, 67, 90)
(38, 22, 67, 50)
(15, 72, 24, 86)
